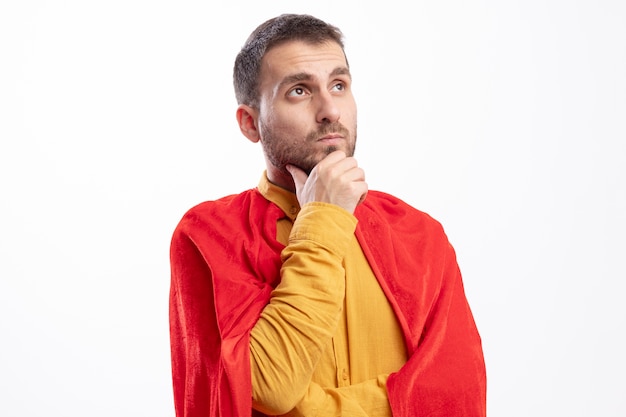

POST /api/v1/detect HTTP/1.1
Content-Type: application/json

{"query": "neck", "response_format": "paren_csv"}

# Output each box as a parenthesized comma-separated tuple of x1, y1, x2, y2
(266, 167, 296, 193)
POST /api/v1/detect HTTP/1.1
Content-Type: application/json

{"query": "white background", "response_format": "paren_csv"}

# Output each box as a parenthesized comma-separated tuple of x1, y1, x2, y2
(1, 1, 625, 416)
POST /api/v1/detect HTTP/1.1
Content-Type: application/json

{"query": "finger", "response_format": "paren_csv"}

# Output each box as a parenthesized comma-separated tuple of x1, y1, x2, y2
(357, 190, 368, 206)
(326, 156, 364, 181)
(317, 150, 348, 168)
(285, 164, 308, 192)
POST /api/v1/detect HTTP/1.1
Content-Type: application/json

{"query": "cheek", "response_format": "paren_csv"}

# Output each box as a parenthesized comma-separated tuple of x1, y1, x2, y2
(266, 112, 304, 137)
(343, 99, 357, 122)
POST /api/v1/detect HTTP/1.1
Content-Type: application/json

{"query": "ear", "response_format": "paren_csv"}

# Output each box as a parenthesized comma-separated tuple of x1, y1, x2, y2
(236, 104, 260, 143)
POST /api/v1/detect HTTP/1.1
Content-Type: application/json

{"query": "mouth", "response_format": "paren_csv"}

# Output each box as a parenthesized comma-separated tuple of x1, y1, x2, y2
(317, 133, 344, 146)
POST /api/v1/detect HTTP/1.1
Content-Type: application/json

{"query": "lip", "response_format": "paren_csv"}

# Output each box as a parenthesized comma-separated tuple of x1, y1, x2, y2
(317, 134, 344, 143)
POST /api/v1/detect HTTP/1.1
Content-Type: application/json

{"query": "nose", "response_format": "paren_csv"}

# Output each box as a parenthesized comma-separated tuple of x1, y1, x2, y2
(315, 90, 340, 124)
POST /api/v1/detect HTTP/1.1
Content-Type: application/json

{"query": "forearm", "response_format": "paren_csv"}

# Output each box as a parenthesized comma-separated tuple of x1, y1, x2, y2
(250, 202, 357, 415)
(284, 375, 392, 417)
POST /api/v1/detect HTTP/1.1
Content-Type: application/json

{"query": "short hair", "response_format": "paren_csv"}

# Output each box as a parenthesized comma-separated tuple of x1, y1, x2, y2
(233, 14, 346, 108)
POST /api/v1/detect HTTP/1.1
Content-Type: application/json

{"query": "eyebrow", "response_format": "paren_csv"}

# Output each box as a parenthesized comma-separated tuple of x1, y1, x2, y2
(278, 66, 351, 91)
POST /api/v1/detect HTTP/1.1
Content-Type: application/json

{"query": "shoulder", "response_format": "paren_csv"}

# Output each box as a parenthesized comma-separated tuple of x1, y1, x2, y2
(356, 190, 453, 259)
(358, 190, 445, 236)
(355, 191, 459, 295)
(171, 187, 285, 249)
(173, 189, 269, 239)
(170, 187, 285, 287)
(181, 188, 266, 219)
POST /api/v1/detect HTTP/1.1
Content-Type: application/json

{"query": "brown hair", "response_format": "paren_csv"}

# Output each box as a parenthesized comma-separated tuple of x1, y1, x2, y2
(233, 14, 346, 107)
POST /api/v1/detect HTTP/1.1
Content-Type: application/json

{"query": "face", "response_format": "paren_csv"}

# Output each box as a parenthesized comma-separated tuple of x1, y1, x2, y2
(254, 40, 357, 180)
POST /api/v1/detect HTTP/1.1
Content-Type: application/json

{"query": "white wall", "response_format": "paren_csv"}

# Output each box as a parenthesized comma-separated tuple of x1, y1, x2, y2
(1, 1, 624, 415)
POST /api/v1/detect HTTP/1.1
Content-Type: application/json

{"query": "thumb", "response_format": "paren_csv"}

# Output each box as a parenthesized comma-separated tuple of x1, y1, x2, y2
(285, 164, 308, 192)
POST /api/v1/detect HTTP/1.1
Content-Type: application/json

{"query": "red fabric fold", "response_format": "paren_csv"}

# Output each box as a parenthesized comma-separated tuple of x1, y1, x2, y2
(169, 188, 486, 416)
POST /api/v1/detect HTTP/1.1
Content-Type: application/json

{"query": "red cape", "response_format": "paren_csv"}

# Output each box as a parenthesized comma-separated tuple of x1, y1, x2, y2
(170, 188, 486, 416)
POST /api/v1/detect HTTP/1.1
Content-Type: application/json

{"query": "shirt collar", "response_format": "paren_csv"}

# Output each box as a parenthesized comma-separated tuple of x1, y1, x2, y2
(257, 172, 301, 221)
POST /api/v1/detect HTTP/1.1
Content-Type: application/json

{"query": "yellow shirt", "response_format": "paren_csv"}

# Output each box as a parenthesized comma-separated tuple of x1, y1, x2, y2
(251, 175, 408, 416)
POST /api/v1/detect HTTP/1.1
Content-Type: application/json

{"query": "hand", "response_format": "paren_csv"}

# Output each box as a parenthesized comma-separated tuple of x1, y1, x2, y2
(286, 151, 368, 214)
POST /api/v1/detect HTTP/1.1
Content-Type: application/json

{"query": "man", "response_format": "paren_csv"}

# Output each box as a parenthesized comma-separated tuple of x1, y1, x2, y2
(169, 13, 486, 417)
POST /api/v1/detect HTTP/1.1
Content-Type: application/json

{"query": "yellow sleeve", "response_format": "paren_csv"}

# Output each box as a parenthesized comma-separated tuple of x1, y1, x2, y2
(286, 375, 392, 417)
(250, 202, 357, 415)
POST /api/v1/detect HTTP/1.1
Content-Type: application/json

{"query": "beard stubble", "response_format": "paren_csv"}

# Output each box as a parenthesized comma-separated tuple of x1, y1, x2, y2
(261, 122, 356, 175)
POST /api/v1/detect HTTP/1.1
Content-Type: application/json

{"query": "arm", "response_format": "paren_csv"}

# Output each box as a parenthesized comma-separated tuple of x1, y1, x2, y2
(250, 201, 394, 416)
(169, 204, 279, 417)
(250, 202, 356, 414)
(169, 233, 237, 417)
(252, 152, 385, 415)
(286, 377, 392, 417)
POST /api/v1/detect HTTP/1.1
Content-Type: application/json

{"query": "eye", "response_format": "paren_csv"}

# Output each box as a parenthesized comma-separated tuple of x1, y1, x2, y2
(287, 87, 307, 97)
(331, 82, 346, 92)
